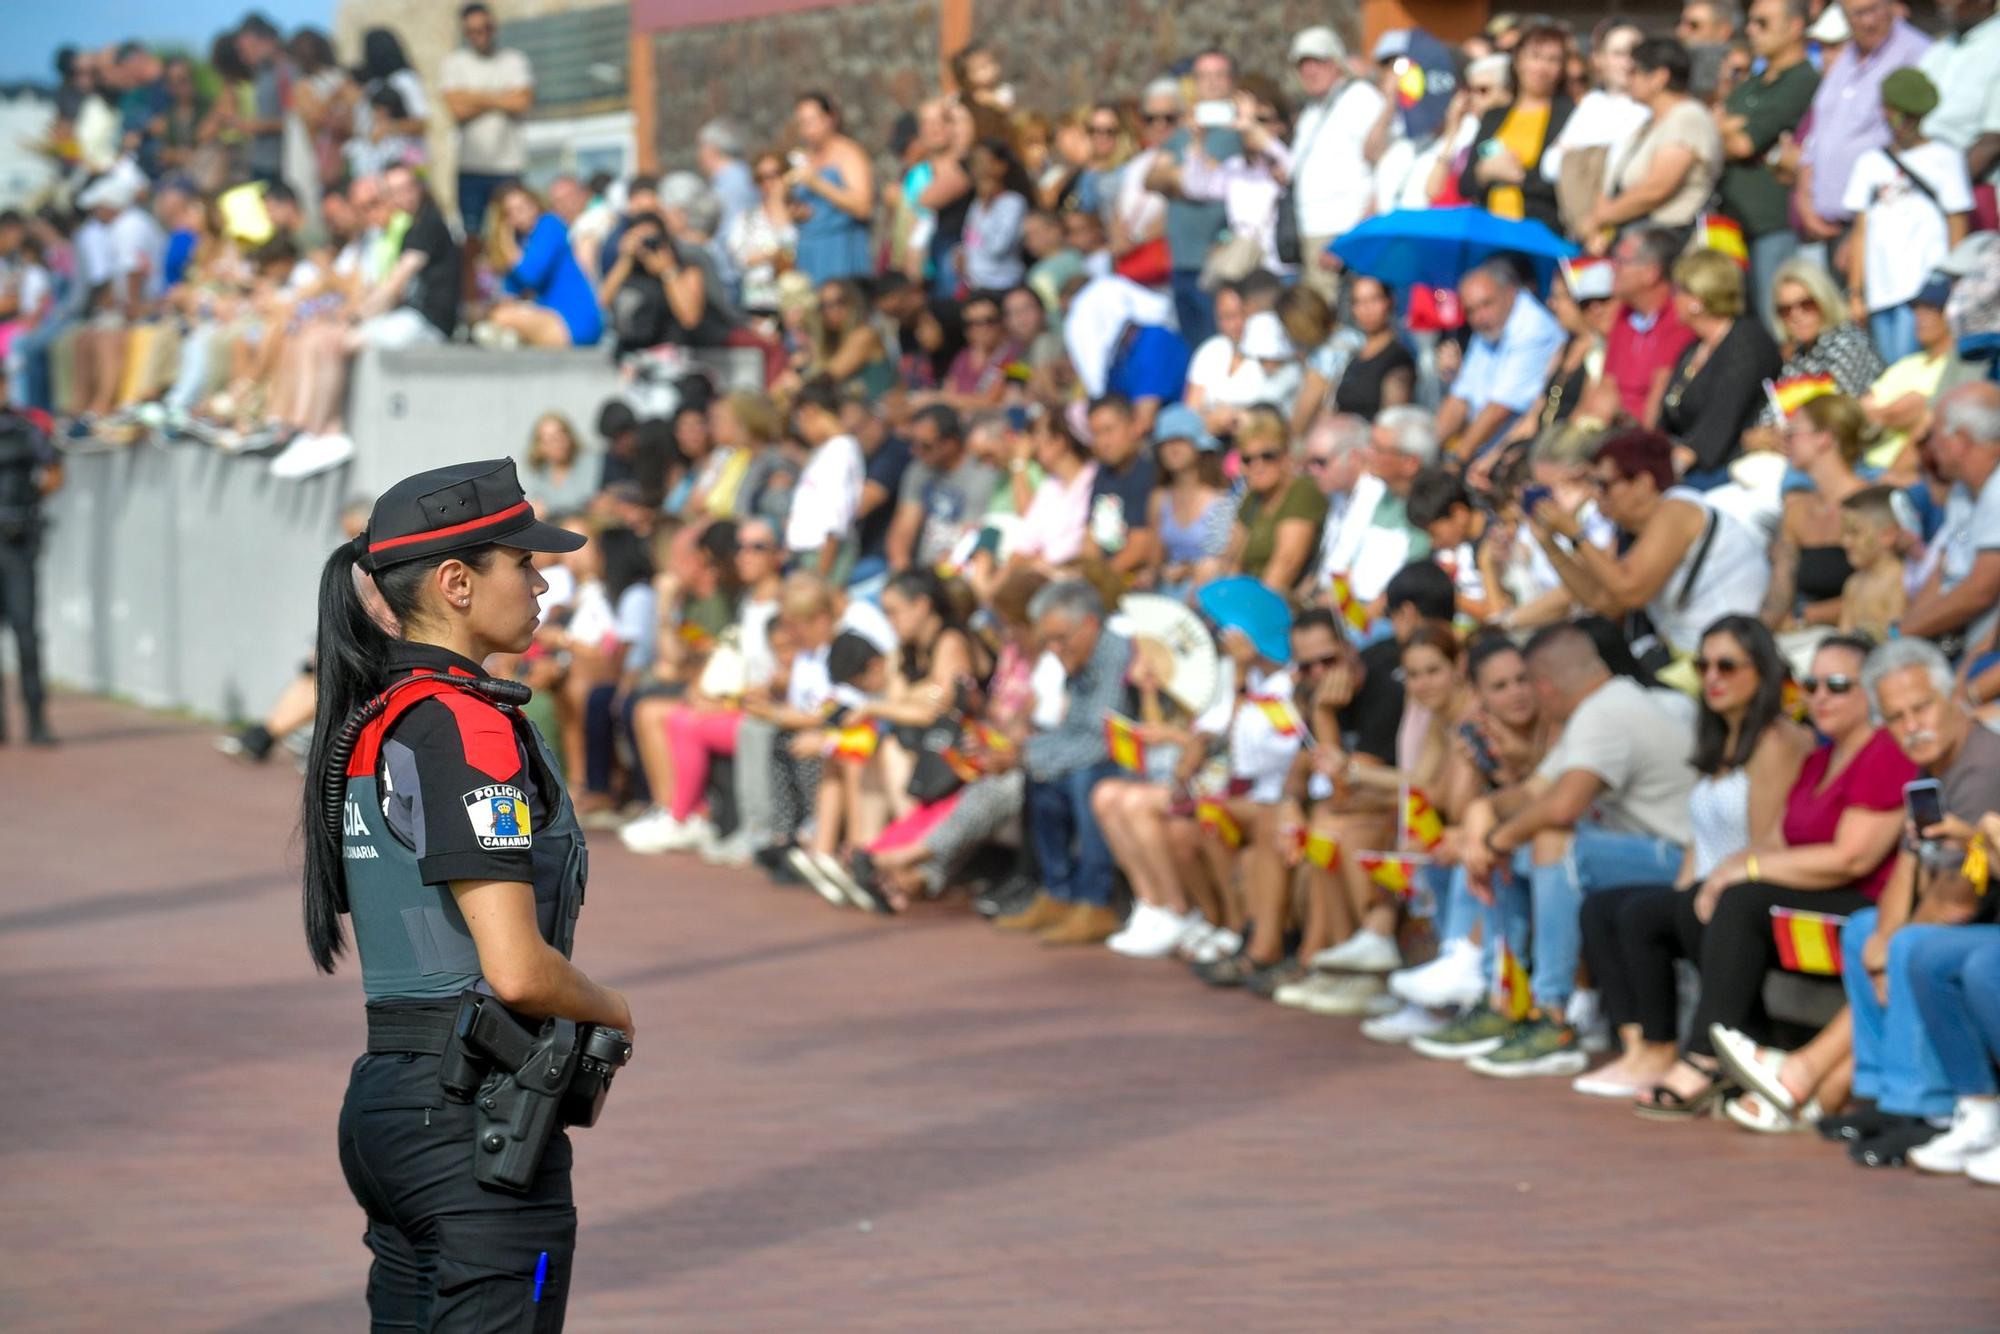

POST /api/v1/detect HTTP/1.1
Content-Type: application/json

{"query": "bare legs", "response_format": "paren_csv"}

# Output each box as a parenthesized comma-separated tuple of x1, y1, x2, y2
(488, 301, 574, 349)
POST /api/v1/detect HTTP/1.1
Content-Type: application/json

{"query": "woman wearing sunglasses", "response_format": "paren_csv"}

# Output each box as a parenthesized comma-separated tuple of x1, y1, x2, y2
(1223, 405, 1326, 595)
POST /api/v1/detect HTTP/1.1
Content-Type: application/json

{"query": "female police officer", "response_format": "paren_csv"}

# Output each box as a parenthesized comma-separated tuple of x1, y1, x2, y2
(301, 458, 635, 1331)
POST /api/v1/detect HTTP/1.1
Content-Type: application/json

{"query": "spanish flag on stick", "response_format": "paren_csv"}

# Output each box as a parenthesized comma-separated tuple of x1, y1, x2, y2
(1765, 373, 1837, 421)
(1493, 937, 1534, 1021)
(829, 720, 882, 762)
(1781, 679, 1808, 723)
(1965, 838, 1991, 897)
(1404, 789, 1444, 851)
(1771, 906, 1843, 976)
(1692, 214, 1748, 268)
(1196, 799, 1244, 849)
(1252, 697, 1302, 737)
(1104, 713, 1146, 772)
(1304, 831, 1340, 870)
(1328, 574, 1370, 634)
(1359, 854, 1420, 897)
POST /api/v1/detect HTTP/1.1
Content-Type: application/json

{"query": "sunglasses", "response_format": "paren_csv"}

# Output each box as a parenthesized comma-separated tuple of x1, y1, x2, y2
(1776, 299, 1817, 318)
(1694, 655, 1746, 677)
(1089, 123, 1121, 135)
(1241, 450, 1284, 465)
(1305, 454, 1337, 469)
(1142, 112, 1180, 125)
(1801, 674, 1857, 695)
(1296, 652, 1340, 672)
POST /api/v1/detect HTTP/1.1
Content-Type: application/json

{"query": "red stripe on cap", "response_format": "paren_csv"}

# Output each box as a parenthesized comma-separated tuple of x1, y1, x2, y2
(368, 500, 531, 554)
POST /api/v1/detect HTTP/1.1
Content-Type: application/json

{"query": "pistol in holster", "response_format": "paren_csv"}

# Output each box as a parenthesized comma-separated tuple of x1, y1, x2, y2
(437, 991, 633, 1194)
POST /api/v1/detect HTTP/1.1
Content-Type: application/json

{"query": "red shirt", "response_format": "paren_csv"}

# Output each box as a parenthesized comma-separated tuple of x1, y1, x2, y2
(1602, 299, 1695, 423)
(1781, 728, 1918, 901)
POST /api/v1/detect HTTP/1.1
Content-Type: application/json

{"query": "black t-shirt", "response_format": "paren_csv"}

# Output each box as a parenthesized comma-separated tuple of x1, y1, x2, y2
(1333, 339, 1417, 422)
(1338, 637, 1405, 766)
(373, 645, 546, 886)
(860, 434, 912, 560)
(1088, 451, 1158, 554)
(400, 202, 461, 337)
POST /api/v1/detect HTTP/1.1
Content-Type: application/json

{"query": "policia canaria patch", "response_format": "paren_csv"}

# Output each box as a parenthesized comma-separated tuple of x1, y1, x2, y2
(464, 784, 533, 850)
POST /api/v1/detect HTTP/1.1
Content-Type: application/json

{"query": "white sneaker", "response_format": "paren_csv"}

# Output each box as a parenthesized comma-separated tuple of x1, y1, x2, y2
(1272, 973, 1345, 1009)
(1304, 973, 1388, 1016)
(268, 431, 356, 479)
(810, 850, 880, 912)
(1566, 988, 1612, 1054)
(1388, 937, 1486, 1008)
(1909, 1098, 2000, 1175)
(660, 814, 715, 853)
(1311, 929, 1402, 974)
(1105, 902, 1164, 951)
(617, 808, 682, 855)
(1190, 927, 1243, 965)
(788, 847, 849, 907)
(1108, 904, 1186, 958)
(1965, 1138, 2000, 1185)
(698, 827, 754, 868)
(1360, 1002, 1447, 1044)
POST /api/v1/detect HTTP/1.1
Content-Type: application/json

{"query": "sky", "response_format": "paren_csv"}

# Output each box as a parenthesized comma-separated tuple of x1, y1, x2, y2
(0, 0, 334, 85)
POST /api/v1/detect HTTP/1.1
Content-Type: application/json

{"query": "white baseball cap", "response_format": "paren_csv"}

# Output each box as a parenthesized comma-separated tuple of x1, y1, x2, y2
(1290, 26, 1346, 64)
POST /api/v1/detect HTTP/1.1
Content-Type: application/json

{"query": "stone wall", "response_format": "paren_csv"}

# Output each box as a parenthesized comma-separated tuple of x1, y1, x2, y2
(645, 0, 1362, 171)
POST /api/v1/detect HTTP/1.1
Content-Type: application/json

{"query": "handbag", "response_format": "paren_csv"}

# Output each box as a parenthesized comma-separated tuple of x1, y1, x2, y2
(1114, 236, 1171, 287)
(1197, 230, 1266, 292)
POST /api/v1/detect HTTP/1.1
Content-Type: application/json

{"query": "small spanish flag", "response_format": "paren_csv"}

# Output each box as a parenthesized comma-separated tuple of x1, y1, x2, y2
(1493, 937, 1534, 1021)
(1771, 906, 1843, 976)
(829, 720, 882, 762)
(1693, 214, 1748, 268)
(1196, 799, 1244, 849)
(1304, 831, 1340, 870)
(1404, 789, 1444, 851)
(1328, 574, 1370, 634)
(1963, 838, 1990, 897)
(677, 623, 715, 649)
(1359, 854, 1420, 897)
(1781, 679, 1808, 723)
(1252, 697, 1302, 737)
(1766, 372, 1837, 420)
(1104, 713, 1146, 771)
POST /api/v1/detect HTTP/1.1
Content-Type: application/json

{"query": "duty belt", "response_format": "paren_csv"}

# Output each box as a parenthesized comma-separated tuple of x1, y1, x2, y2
(364, 1000, 461, 1056)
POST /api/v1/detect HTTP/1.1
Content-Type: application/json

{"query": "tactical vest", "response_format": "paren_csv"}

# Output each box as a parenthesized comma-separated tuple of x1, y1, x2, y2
(0, 412, 43, 537)
(339, 674, 587, 1002)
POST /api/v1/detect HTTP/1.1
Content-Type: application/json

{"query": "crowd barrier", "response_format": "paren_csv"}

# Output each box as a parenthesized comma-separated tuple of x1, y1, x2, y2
(37, 344, 760, 721)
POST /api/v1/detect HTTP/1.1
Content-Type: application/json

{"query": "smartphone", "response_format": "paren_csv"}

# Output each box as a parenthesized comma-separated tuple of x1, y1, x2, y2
(1193, 99, 1235, 129)
(1520, 484, 1552, 516)
(1458, 722, 1500, 779)
(1905, 778, 1945, 833)
(1005, 405, 1031, 432)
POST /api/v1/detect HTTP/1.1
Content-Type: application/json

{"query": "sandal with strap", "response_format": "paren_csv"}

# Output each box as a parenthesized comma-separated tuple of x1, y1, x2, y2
(1634, 1058, 1733, 1122)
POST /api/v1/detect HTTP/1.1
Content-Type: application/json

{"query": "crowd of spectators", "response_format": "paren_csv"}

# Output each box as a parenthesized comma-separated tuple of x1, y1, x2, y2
(44, 1, 2000, 1180)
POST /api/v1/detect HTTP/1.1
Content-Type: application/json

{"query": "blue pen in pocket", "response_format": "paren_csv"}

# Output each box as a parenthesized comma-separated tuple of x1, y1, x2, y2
(533, 1251, 548, 1303)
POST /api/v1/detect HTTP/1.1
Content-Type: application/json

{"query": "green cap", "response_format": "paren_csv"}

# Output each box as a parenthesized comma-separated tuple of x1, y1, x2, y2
(1881, 67, 1939, 120)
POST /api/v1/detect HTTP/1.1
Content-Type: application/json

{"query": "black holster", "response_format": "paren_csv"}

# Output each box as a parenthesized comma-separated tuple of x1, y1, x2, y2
(437, 992, 632, 1194)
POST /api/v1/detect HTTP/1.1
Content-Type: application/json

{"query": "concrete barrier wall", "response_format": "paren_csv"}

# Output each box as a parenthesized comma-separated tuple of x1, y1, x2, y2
(39, 344, 759, 721)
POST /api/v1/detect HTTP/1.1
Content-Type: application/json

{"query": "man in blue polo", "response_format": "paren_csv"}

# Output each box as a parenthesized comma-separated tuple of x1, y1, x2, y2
(1435, 259, 1566, 474)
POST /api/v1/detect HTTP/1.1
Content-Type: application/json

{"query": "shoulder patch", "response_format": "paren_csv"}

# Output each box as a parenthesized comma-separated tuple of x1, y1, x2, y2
(464, 784, 533, 850)
(432, 690, 525, 782)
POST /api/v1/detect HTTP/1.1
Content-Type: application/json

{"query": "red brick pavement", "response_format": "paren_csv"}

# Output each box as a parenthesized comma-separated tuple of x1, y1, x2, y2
(4, 694, 1998, 1331)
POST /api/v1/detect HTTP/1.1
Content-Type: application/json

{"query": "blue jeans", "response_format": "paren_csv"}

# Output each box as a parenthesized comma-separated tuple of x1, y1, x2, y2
(1842, 908, 1957, 1118)
(1025, 760, 1122, 906)
(1437, 863, 1531, 983)
(457, 171, 515, 241)
(1869, 303, 1918, 365)
(1171, 270, 1214, 348)
(1748, 229, 1799, 336)
(1903, 924, 2000, 1098)
(1513, 823, 1685, 1011)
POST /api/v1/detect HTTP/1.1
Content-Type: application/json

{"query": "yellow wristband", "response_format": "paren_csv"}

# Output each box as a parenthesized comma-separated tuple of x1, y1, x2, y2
(1746, 854, 1761, 883)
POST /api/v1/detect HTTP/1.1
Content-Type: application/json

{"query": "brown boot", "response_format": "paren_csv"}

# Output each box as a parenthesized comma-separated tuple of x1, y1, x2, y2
(1039, 903, 1125, 946)
(994, 892, 1066, 932)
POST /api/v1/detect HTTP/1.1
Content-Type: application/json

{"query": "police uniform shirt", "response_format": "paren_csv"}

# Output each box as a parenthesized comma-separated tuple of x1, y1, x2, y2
(374, 643, 547, 885)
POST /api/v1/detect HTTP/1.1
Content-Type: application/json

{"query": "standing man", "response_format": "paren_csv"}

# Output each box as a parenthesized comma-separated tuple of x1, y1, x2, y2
(1793, 0, 1931, 268)
(1147, 48, 1239, 345)
(696, 119, 759, 238)
(1717, 0, 1819, 331)
(233, 16, 290, 186)
(441, 3, 535, 269)
(1288, 26, 1386, 303)
(0, 395, 58, 746)
(1918, 0, 2000, 189)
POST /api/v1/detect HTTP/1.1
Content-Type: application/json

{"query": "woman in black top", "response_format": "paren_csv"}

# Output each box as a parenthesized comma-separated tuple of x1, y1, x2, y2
(1333, 276, 1417, 423)
(1657, 249, 1781, 486)
(1456, 24, 1576, 230)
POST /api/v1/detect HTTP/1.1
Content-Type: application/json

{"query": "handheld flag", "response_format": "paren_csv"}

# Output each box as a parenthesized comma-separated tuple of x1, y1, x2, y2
(1196, 799, 1244, 849)
(1770, 906, 1843, 976)
(1104, 714, 1147, 772)
(1328, 574, 1370, 634)
(1303, 831, 1340, 870)
(1692, 214, 1748, 268)
(1963, 838, 1990, 897)
(1403, 789, 1444, 851)
(1252, 697, 1302, 738)
(1359, 854, 1420, 897)
(1764, 373, 1836, 421)
(828, 720, 882, 762)
(1493, 937, 1533, 1021)
(1781, 679, 1807, 723)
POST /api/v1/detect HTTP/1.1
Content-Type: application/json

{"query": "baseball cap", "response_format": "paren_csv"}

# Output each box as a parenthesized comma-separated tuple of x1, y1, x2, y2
(1881, 67, 1939, 120)
(1806, 4, 1850, 43)
(1290, 26, 1345, 63)
(1937, 232, 2000, 278)
(1913, 274, 1954, 310)
(358, 459, 585, 573)
(1153, 402, 1219, 452)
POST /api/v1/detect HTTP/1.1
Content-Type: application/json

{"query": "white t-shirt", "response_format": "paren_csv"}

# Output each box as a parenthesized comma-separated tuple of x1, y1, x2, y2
(1540, 89, 1649, 183)
(740, 597, 780, 688)
(439, 47, 533, 175)
(109, 207, 167, 303)
(1536, 675, 1696, 845)
(1646, 488, 1772, 656)
(1842, 141, 1974, 313)
(1291, 81, 1388, 239)
(1187, 335, 1281, 408)
(1940, 475, 2000, 652)
(785, 434, 865, 555)
(1231, 666, 1305, 803)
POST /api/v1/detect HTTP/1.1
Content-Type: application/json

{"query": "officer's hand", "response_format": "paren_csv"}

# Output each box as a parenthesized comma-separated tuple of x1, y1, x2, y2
(604, 987, 636, 1040)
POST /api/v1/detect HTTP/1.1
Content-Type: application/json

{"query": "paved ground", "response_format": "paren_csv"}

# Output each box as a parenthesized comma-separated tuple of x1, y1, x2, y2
(5, 693, 1999, 1331)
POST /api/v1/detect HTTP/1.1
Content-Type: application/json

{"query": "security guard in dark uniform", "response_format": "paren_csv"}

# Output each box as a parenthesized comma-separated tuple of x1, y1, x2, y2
(301, 459, 635, 1331)
(0, 399, 59, 746)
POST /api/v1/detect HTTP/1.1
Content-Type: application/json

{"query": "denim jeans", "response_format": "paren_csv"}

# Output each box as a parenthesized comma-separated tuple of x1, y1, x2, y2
(1869, 303, 1918, 365)
(1748, 229, 1799, 337)
(1511, 823, 1685, 1011)
(1171, 269, 1214, 348)
(1902, 924, 2000, 1098)
(1025, 760, 1122, 907)
(1437, 863, 1531, 983)
(1841, 908, 1957, 1118)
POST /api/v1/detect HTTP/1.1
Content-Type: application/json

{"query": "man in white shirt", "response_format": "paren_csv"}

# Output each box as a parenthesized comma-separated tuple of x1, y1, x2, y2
(1437, 260, 1566, 474)
(1315, 405, 1436, 603)
(1288, 26, 1388, 303)
(1918, 0, 2000, 185)
(440, 2, 535, 241)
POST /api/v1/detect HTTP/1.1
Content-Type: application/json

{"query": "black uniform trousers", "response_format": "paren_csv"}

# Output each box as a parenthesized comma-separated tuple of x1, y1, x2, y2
(339, 1049, 577, 1332)
(0, 530, 46, 729)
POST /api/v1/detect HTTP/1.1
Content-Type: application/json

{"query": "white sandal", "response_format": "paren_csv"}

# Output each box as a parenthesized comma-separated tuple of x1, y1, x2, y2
(1709, 1023, 1797, 1113)
(1724, 1092, 1825, 1135)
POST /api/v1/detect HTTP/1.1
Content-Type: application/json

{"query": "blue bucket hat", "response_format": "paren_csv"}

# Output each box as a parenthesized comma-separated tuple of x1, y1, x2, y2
(1153, 402, 1220, 452)
(1196, 576, 1293, 664)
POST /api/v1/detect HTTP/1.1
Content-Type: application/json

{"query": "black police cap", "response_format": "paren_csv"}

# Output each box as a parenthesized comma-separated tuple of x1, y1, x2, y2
(357, 458, 585, 572)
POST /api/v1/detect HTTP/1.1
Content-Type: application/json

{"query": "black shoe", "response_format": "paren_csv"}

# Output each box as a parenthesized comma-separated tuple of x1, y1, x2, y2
(27, 723, 56, 748)
(974, 874, 1039, 919)
(1246, 959, 1305, 1000)
(1818, 1100, 1892, 1143)
(1849, 1118, 1941, 1168)
(755, 845, 807, 888)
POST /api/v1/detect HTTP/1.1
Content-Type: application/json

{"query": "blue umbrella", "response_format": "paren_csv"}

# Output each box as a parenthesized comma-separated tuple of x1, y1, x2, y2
(1332, 207, 1580, 292)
